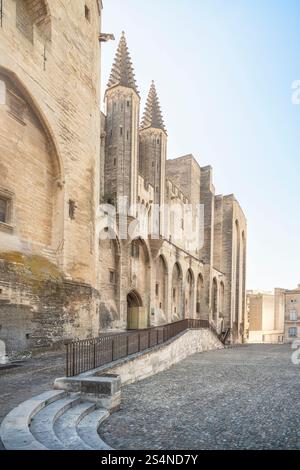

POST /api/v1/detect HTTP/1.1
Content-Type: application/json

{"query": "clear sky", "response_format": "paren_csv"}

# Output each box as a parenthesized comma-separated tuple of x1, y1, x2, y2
(101, 0, 300, 292)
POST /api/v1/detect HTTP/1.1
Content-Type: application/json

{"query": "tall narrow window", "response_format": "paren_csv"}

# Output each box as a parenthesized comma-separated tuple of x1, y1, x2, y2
(0, 191, 13, 227)
(290, 310, 298, 321)
(68, 200, 77, 220)
(85, 5, 91, 22)
(0, 197, 7, 223)
(131, 240, 140, 258)
(110, 271, 116, 284)
(289, 327, 297, 337)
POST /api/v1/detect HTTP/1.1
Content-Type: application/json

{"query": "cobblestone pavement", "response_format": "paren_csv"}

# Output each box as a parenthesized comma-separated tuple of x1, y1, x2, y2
(100, 344, 300, 450)
(0, 351, 65, 450)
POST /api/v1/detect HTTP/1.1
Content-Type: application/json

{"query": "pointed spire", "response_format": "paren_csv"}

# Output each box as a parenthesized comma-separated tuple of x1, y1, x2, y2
(107, 32, 139, 94)
(140, 81, 167, 133)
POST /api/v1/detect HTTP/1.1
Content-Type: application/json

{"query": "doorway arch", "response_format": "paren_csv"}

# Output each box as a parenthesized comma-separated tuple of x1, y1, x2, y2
(127, 290, 147, 330)
(127, 290, 143, 309)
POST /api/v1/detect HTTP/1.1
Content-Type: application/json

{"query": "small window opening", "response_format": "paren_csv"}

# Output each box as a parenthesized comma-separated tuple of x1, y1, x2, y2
(131, 241, 140, 258)
(68, 200, 77, 220)
(85, 5, 91, 22)
(0, 197, 8, 223)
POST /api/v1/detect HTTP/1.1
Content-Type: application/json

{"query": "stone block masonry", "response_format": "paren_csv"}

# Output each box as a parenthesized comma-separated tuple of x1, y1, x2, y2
(105, 329, 223, 385)
(0, 256, 100, 353)
(0, 1, 247, 353)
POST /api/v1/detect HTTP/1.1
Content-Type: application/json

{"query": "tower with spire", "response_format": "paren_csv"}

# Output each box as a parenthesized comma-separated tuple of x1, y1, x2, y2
(104, 32, 140, 212)
(139, 81, 167, 213)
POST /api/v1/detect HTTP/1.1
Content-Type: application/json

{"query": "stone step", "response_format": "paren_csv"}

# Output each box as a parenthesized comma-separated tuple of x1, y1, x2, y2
(53, 402, 97, 450)
(30, 394, 81, 450)
(0, 390, 66, 450)
(77, 408, 112, 450)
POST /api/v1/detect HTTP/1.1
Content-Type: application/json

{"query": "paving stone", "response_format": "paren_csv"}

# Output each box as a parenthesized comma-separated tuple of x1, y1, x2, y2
(100, 344, 300, 450)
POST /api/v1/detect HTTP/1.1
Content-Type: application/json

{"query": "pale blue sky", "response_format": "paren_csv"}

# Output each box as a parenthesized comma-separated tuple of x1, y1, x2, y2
(101, 0, 300, 291)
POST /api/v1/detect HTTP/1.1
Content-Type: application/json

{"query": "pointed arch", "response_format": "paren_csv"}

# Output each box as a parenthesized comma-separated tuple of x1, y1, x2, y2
(127, 289, 143, 308)
(0, 66, 63, 181)
(130, 237, 151, 313)
(0, 66, 64, 259)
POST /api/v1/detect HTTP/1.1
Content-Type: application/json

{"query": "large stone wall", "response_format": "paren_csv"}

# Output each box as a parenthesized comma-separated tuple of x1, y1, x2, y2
(0, 2, 248, 353)
(0, 0, 102, 286)
(166, 154, 201, 206)
(0, 256, 100, 353)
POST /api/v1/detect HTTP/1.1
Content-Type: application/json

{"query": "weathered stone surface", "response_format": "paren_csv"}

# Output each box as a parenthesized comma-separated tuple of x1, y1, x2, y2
(100, 344, 300, 450)
(105, 329, 223, 385)
(0, 1, 247, 352)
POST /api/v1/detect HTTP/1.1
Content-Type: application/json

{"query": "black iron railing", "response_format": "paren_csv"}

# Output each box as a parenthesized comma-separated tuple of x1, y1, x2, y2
(65, 319, 210, 377)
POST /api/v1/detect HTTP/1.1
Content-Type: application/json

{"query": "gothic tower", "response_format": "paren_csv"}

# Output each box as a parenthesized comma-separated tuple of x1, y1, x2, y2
(104, 32, 140, 213)
(139, 82, 167, 228)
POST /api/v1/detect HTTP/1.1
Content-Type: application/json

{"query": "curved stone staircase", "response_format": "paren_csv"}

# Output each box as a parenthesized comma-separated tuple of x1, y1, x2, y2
(0, 390, 112, 450)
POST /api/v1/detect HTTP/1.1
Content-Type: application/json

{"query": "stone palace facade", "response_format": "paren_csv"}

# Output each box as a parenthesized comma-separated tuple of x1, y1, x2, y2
(0, 0, 247, 353)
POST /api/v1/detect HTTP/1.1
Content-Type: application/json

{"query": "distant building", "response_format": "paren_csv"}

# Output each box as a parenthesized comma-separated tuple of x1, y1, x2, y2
(247, 291, 284, 343)
(275, 285, 300, 343)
